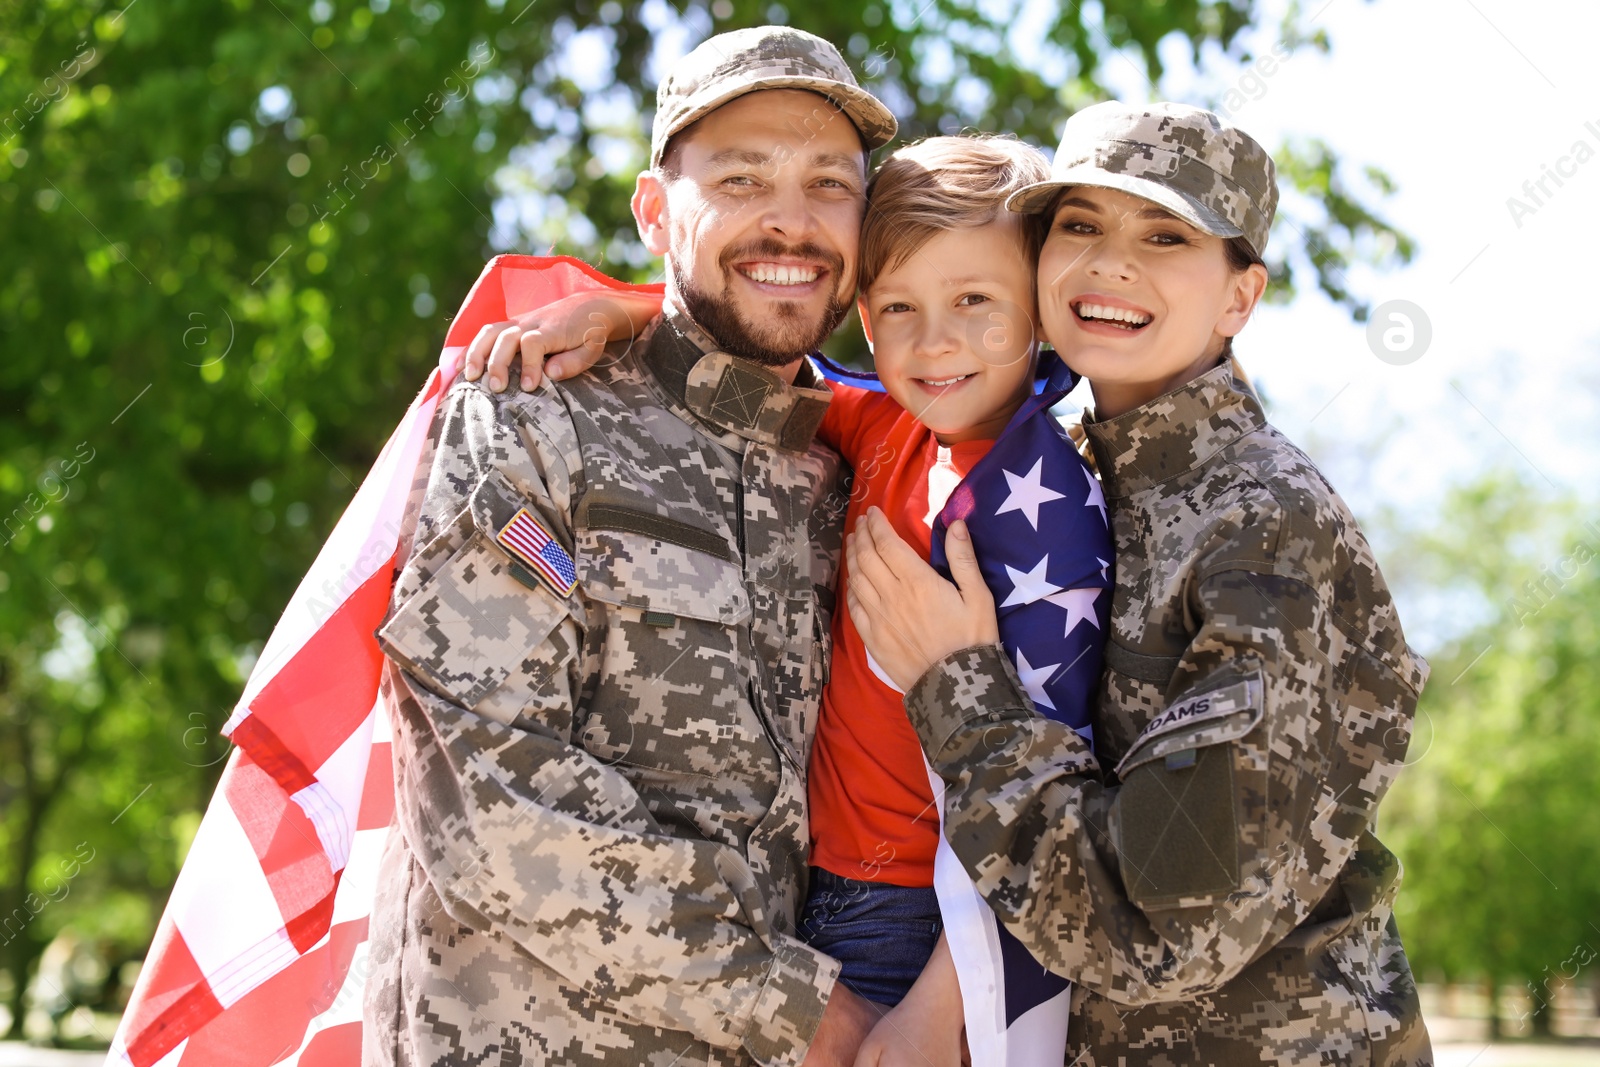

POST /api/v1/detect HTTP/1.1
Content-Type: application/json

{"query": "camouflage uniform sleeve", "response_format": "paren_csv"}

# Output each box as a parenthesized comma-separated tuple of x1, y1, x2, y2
(379, 381, 839, 1066)
(905, 557, 1413, 1005)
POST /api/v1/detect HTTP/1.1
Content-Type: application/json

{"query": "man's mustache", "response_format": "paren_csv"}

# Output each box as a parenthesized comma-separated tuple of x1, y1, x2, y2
(719, 239, 845, 281)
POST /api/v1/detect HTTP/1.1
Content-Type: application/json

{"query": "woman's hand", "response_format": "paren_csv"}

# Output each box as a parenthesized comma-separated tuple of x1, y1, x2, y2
(462, 289, 664, 392)
(847, 508, 1000, 691)
(853, 935, 967, 1067)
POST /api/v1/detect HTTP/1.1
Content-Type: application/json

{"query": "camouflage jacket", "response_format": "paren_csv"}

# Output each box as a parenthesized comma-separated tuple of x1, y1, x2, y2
(364, 304, 849, 1067)
(905, 362, 1434, 1065)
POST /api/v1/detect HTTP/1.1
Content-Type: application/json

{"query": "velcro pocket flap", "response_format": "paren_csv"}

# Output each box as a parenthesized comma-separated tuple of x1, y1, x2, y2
(380, 482, 571, 710)
(576, 527, 750, 625)
(1112, 675, 1264, 910)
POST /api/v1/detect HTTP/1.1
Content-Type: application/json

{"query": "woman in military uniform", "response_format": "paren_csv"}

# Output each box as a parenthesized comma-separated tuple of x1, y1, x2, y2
(845, 102, 1435, 1066)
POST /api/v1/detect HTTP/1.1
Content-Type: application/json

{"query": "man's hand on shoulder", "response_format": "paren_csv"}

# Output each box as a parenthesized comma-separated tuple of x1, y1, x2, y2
(801, 983, 883, 1067)
(463, 289, 664, 392)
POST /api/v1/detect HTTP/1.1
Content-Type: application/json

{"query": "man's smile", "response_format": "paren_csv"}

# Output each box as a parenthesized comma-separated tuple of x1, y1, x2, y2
(737, 261, 823, 286)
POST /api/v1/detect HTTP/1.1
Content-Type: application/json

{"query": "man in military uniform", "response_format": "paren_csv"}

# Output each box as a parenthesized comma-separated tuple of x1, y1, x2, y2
(363, 27, 898, 1067)
(845, 103, 1434, 1065)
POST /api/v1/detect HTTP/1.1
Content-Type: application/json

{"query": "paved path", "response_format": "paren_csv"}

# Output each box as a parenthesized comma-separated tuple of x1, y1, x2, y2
(1435, 1042, 1600, 1066)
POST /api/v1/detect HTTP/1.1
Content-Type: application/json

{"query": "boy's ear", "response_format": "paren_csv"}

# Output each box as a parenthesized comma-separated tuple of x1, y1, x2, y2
(1218, 262, 1269, 338)
(856, 296, 874, 350)
(633, 172, 670, 257)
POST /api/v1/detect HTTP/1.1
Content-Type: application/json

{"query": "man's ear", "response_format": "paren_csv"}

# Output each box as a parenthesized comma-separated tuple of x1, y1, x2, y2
(633, 172, 670, 257)
(857, 296, 875, 351)
(1217, 262, 1269, 338)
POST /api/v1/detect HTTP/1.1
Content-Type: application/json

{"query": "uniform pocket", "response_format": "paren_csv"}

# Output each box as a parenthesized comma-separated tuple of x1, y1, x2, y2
(1112, 676, 1265, 909)
(574, 519, 749, 625)
(568, 512, 762, 783)
(379, 475, 578, 732)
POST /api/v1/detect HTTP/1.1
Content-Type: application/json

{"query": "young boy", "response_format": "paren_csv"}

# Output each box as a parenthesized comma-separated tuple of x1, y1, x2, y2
(797, 136, 1109, 1067)
(462, 134, 1113, 1066)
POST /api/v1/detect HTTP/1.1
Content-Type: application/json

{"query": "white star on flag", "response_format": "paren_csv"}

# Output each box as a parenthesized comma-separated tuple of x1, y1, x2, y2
(1000, 555, 1066, 607)
(1012, 648, 1060, 711)
(1045, 586, 1102, 635)
(1083, 466, 1107, 524)
(996, 458, 1065, 530)
(1097, 556, 1110, 581)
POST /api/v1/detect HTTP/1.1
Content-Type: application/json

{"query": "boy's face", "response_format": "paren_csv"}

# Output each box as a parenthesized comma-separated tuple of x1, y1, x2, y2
(1035, 186, 1262, 405)
(859, 220, 1038, 444)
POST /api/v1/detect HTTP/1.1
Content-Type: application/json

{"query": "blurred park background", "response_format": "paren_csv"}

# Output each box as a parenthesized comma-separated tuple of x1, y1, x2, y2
(2, 0, 1598, 1062)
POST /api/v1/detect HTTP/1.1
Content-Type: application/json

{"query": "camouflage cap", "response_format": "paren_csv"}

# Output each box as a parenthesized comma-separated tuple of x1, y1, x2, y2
(651, 26, 897, 169)
(1008, 101, 1278, 257)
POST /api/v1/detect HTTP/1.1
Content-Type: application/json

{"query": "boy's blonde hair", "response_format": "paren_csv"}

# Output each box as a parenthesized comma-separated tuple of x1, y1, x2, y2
(858, 135, 1051, 294)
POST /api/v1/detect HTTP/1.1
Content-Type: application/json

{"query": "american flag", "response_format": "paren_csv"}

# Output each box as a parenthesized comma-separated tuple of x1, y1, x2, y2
(107, 256, 662, 1067)
(926, 355, 1112, 1067)
(497, 508, 578, 597)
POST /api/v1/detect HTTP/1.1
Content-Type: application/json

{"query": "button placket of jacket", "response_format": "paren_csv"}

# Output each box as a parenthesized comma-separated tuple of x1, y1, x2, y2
(737, 450, 815, 902)
(739, 445, 810, 779)
(678, 429, 796, 786)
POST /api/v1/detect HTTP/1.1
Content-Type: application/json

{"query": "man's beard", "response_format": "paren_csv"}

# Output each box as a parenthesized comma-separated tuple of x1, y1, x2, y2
(673, 240, 851, 368)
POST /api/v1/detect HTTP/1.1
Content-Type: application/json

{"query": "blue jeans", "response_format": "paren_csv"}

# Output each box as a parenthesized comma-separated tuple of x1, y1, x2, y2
(797, 868, 943, 1007)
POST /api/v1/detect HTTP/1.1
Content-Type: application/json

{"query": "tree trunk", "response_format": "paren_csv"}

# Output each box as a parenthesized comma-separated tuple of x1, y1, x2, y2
(0, 835, 45, 1040)
(1486, 976, 1502, 1040)
(2, 966, 23, 1040)
(1, 700, 62, 1040)
(1529, 978, 1555, 1038)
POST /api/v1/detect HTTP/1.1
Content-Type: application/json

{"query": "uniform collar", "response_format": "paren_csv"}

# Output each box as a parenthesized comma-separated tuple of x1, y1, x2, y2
(640, 300, 832, 453)
(1082, 360, 1265, 499)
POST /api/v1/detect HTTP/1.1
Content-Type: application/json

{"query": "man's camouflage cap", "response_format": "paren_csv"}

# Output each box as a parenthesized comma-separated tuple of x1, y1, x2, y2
(651, 26, 897, 169)
(1008, 101, 1278, 257)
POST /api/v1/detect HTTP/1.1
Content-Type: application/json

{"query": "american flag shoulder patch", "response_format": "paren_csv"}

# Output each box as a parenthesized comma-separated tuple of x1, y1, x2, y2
(495, 507, 578, 598)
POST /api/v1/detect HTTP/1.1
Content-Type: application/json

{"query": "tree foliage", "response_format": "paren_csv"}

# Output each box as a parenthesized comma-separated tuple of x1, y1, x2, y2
(0, 0, 1409, 1038)
(1384, 475, 1600, 1036)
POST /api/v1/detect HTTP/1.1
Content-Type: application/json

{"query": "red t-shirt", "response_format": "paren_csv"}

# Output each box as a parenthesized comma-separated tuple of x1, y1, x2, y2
(809, 383, 993, 887)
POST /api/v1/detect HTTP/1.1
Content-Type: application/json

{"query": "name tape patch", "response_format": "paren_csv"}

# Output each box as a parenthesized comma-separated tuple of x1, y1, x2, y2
(1136, 679, 1257, 747)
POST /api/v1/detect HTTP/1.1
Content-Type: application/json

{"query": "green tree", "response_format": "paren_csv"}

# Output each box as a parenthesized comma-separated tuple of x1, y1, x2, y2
(1385, 476, 1600, 1038)
(0, 0, 1409, 1038)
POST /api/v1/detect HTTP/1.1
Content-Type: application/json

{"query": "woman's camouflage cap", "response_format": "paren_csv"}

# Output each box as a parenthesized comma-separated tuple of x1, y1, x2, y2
(1008, 101, 1278, 257)
(651, 26, 898, 169)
